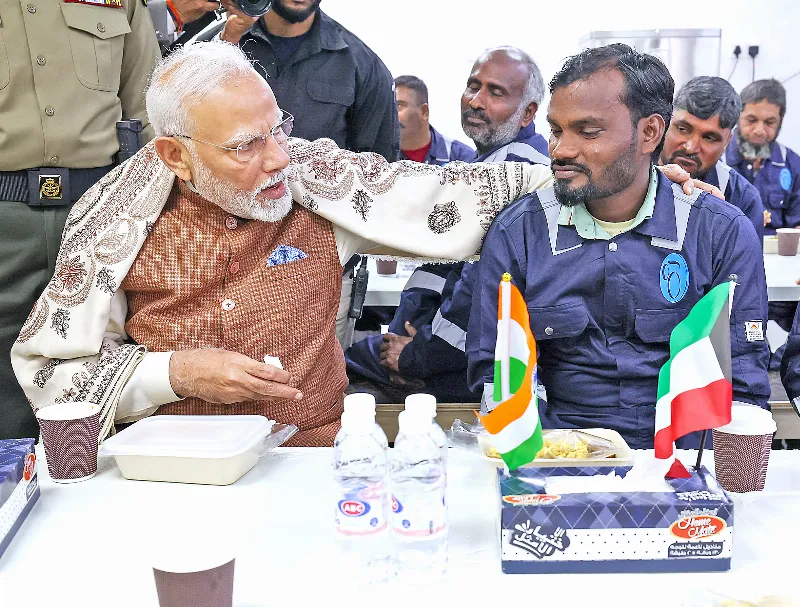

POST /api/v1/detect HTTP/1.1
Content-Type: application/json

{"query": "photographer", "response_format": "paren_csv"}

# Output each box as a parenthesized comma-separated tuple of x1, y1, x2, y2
(218, 0, 399, 162)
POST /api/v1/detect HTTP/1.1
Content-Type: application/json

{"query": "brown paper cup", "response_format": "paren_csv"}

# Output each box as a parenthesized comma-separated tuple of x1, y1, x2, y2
(777, 228, 800, 256)
(712, 431, 772, 492)
(376, 259, 397, 275)
(36, 402, 101, 483)
(154, 559, 235, 607)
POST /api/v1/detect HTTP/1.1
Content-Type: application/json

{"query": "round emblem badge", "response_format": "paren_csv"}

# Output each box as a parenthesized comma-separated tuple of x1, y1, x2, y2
(780, 167, 792, 192)
(660, 253, 690, 303)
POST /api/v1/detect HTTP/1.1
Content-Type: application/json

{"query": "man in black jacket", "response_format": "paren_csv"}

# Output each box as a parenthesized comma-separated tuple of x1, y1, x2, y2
(219, 0, 399, 161)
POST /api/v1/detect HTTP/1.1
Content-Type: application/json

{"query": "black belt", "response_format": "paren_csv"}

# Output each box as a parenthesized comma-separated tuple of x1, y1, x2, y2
(0, 165, 113, 206)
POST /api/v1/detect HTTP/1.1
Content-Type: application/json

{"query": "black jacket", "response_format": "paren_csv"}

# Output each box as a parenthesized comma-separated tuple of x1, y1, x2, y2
(240, 10, 399, 161)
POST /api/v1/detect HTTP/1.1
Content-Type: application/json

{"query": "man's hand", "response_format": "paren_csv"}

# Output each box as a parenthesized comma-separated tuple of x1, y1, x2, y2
(169, 348, 302, 403)
(764, 210, 772, 226)
(379, 322, 416, 373)
(657, 164, 725, 200)
(170, 0, 220, 24)
(219, 0, 258, 44)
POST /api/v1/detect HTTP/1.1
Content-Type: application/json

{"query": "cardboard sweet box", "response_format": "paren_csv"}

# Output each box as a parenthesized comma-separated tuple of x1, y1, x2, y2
(498, 464, 733, 574)
(0, 438, 40, 559)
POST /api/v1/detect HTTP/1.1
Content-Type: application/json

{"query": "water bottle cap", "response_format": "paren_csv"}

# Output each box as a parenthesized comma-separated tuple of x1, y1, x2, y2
(404, 393, 437, 419)
(397, 410, 431, 435)
(343, 393, 377, 415)
(340, 410, 374, 435)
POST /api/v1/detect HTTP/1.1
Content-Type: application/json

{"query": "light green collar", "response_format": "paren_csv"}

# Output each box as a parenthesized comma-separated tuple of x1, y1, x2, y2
(557, 166, 658, 240)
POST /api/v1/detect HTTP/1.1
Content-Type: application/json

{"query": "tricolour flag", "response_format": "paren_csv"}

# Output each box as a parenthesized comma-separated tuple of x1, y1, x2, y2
(478, 273, 543, 470)
(654, 281, 734, 477)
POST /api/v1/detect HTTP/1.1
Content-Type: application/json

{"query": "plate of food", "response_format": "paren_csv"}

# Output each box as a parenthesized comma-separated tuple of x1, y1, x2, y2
(478, 428, 633, 467)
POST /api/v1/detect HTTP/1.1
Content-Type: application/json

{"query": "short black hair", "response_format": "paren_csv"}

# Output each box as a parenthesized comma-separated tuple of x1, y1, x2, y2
(740, 78, 786, 119)
(549, 43, 674, 161)
(674, 76, 742, 130)
(394, 75, 428, 105)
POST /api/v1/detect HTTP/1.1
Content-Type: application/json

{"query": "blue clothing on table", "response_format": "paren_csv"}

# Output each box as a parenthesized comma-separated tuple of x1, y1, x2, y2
(704, 160, 765, 242)
(726, 136, 800, 234)
(346, 126, 549, 401)
(475, 123, 550, 165)
(467, 171, 770, 450)
(400, 126, 475, 165)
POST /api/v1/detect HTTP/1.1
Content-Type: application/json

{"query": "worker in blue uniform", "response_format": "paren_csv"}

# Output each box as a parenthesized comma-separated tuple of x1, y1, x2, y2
(345, 46, 549, 402)
(725, 79, 800, 234)
(467, 44, 770, 450)
(394, 75, 474, 165)
(661, 76, 765, 241)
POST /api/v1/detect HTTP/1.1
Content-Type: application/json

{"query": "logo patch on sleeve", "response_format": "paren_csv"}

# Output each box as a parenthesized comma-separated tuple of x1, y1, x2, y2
(745, 321, 764, 342)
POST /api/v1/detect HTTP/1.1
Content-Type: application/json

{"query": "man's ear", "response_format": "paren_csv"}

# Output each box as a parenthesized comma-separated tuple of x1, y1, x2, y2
(520, 102, 538, 128)
(421, 102, 430, 122)
(154, 136, 193, 182)
(641, 114, 667, 157)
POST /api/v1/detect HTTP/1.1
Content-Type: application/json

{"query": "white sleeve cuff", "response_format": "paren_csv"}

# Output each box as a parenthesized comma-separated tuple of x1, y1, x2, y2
(116, 351, 181, 423)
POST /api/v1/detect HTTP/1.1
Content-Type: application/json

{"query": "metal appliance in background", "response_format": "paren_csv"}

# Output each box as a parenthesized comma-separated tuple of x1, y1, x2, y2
(579, 29, 722, 91)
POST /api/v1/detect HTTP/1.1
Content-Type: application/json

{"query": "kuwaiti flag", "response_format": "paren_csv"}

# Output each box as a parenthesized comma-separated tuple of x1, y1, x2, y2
(478, 273, 543, 470)
(654, 281, 735, 478)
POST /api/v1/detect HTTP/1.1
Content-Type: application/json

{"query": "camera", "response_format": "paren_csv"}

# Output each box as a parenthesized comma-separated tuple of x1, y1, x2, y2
(233, 0, 272, 17)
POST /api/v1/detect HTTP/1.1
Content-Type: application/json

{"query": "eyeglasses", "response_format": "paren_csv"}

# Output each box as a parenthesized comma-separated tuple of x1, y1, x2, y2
(173, 110, 294, 163)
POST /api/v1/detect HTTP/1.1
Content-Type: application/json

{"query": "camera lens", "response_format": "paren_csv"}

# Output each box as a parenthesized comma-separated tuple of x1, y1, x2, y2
(235, 0, 271, 17)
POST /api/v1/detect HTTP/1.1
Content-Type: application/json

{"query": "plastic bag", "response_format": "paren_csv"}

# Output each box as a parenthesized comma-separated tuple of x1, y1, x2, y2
(256, 423, 297, 457)
(447, 418, 618, 461)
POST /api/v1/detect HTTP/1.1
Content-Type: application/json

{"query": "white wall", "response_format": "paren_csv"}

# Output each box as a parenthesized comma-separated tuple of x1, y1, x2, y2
(324, 0, 800, 151)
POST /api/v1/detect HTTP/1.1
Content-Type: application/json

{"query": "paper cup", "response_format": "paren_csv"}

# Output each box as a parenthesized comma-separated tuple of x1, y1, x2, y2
(712, 405, 776, 493)
(776, 228, 800, 256)
(376, 259, 397, 275)
(36, 402, 101, 483)
(151, 528, 236, 607)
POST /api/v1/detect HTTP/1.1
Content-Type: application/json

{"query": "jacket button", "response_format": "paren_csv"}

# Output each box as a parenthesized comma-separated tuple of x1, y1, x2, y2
(729, 273, 738, 282)
(229, 261, 240, 275)
(545, 327, 554, 336)
(225, 216, 238, 230)
(50, 156, 58, 164)
(608, 242, 618, 252)
(26, 4, 36, 13)
(37, 56, 46, 66)
(221, 298, 236, 311)
(44, 106, 54, 116)
(97, 23, 106, 33)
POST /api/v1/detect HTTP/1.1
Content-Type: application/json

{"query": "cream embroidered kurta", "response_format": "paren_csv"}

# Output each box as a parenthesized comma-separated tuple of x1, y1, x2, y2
(11, 137, 553, 441)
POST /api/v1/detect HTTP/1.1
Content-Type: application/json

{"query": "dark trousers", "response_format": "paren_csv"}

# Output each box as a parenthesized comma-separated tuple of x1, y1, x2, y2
(0, 200, 71, 439)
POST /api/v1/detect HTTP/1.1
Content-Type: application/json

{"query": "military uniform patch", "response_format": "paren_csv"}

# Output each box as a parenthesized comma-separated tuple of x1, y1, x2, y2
(745, 321, 764, 342)
(38, 176, 62, 201)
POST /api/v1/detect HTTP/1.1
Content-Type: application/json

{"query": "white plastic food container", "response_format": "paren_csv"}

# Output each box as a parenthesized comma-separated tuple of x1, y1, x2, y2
(101, 415, 275, 486)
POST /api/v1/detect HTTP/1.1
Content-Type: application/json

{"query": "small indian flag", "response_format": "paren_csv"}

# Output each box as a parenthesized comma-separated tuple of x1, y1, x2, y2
(655, 281, 735, 477)
(478, 273, 543, 470)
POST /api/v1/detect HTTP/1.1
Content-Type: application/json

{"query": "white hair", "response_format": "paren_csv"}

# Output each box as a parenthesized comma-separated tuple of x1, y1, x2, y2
(480, 46, 545, 107)
(146, 42, 258, 137)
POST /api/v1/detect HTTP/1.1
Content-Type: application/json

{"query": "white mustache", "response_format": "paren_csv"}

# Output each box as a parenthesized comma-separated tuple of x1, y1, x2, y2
(255, 171, 286, 193)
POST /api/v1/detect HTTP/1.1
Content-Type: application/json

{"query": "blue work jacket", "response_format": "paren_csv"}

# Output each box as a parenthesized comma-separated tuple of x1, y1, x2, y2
(400, 126, 475, 165)
(704, 160, 765, 242)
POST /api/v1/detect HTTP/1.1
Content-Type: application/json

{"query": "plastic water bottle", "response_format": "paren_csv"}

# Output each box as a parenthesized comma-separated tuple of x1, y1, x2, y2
(332, 410, 391, 582)
(391, 410, 448, 580)
(336, 393, 389, 451)
(404, 393, 447, 464)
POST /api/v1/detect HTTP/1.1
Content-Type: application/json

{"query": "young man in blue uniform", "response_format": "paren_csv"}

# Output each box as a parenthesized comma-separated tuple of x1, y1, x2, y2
(467, 44, 770, 450)
(726, 79, 800, 234)
(345, 47, 548, 402)
(395, 75, 475, 165)
(661, 77, 765, 241)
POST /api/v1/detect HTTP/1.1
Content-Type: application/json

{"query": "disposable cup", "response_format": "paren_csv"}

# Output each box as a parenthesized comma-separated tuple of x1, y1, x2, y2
(36, 402, 101, 483)
(776, 228, 800, 256)
(376, 259, 397, 275)
(712, 405, 776, 493)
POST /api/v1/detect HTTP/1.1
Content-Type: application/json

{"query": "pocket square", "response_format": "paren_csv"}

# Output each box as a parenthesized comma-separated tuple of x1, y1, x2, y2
(266, 245, 308, 267)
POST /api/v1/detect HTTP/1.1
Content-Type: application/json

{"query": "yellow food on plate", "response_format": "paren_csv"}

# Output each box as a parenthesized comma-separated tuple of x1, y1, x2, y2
(485, 436, 590, 460)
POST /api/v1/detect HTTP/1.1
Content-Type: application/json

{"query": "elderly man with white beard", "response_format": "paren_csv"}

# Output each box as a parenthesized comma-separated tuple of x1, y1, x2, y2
(11, 42, 703, 446)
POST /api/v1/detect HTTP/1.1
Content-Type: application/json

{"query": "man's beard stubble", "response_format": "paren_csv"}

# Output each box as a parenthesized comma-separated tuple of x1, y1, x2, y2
(737, 128, 772, 161)
(270, 0, 321, 23)
(461, 100, 526, 153)
(189, 149, 293, 223)
(552, 134, 640, 208)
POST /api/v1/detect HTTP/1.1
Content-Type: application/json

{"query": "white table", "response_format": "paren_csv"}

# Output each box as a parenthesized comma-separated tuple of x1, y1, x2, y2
(765, 252, 800, 301)
(364, 254, 800, 307)
(363, 257, 419, 307)
(2, 448, 799, 607)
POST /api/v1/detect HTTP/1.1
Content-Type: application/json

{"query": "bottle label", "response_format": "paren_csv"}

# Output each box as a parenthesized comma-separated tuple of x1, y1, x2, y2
(391, 491, 447, 539)
(335, 483, 388, 537)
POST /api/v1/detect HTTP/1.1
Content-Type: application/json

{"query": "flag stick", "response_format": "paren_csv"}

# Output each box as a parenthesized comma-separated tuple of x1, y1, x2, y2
(694, 429, 708, 471)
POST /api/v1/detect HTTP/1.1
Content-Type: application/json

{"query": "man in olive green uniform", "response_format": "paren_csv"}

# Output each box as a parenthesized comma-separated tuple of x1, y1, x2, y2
(0, 0, 161, 439)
